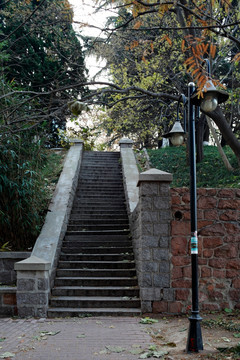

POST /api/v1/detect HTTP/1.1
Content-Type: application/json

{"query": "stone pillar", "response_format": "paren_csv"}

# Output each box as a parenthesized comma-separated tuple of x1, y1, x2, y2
(136, 169, 173, 312)
(15, 256, 50, 317)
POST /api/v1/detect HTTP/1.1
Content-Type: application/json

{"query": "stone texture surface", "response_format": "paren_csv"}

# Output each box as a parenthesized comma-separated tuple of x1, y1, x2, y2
(170, 187, 240, 313)
(0, 253, 30, 285)
(129, 167, 173, 313)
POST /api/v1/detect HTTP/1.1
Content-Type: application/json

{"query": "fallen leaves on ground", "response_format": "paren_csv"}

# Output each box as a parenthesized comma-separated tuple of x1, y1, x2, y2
(0, 352, 15, 359)
(139, 345, 168, 359)
(33, 330, 61, 341)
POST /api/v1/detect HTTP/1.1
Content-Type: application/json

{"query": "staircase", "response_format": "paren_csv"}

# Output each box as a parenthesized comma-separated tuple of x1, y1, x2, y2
(48, 151, 141, 317)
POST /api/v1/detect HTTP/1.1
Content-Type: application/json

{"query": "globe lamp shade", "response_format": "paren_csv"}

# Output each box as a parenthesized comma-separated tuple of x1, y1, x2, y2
(191, 79, 229, 112)
(170, 133, 184, 146)
(200, 93, 218, 112)
(163, 121, 185, 146)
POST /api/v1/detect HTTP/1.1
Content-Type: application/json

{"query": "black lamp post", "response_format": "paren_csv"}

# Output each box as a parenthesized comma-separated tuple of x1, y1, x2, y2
(163, 60, 229, 353)
(186, 82, 203, 353)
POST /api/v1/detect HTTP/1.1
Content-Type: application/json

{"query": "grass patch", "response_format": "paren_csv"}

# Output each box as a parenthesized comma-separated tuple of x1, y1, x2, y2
(148, 146, 240, 188)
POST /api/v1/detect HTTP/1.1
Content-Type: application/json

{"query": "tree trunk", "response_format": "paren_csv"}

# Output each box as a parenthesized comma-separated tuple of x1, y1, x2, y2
(206, 116, 233, 172)
(205, 106, 240, 166)
(196, 113, 205, 163)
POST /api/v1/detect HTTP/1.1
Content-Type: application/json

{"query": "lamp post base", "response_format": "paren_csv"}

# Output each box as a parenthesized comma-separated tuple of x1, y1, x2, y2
(186, 312, 203, 353)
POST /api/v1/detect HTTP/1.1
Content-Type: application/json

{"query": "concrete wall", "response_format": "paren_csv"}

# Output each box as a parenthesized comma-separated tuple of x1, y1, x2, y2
(15, 140, 84, 317)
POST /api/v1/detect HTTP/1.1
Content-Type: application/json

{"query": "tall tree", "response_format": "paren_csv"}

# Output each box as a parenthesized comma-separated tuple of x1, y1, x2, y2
(78, 0, 240, 163)
(0, 0, 88, 142)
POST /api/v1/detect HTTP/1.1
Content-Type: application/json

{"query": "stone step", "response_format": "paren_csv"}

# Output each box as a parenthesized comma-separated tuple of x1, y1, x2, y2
(75, 191, 125, 200)
(77, 183, 124, 188)
(61, 242, 132, 251)
(68, 219, 128, 225)
(77, 184, 124, 193)
(72, 199, 126, 205)
(64, 234, 130, 241)
(58, 260, 135, 269)
(60, 246, 133, 254)
(67, 225, 130, 232)
(51, 286, 139, 297)
(81, 163, 121, 167)
(56, 268, 136, 278)
(79, 176, 123, 182)
(49, 296, 140, 309)
(70, 210, 127, 215)
(78, 180, 123, 185)
(71, 209, 126, 215)
(54, 277, 138, 287)
(48, 307, 141, 317)
(80, 168, 121, 172)
(65, 230, 130, 236)
(75, 193, 125, 199)
(79, 173, 122, 179)
(69, 214, 128, 220)
(83, 151, 119, 156)
(60, 253, 134, 261)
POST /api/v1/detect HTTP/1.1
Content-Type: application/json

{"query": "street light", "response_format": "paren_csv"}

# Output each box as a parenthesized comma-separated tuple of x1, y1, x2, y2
(162, 121, 185, 146)
(186, 61, 228, 353)
(162, 95, 187, 146)
(191, 59, 229, 112)
(186, 82, 203, 353)
(163, 61, 228, 352)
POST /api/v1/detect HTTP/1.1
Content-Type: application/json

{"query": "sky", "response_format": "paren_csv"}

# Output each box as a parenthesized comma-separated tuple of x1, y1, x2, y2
(68, 0, 113, 81)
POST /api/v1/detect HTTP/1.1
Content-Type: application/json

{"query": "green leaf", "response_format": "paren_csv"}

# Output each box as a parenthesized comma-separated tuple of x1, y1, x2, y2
(140, 317, 159, 324)
(224, 308, 233, 313)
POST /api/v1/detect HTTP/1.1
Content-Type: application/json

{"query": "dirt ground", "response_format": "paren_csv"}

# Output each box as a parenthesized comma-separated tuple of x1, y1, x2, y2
(145, 311, 240, 359)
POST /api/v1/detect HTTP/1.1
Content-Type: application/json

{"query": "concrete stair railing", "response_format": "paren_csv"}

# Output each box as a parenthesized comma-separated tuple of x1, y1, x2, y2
(15, 140, 84, 318)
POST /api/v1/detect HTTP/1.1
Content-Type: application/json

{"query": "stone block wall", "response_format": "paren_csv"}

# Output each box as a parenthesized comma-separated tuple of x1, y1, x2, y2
(0, 252, 30, 316)
(0, 252, 30, 286)
(130, 169, 173, 313)
(168, 187, 240, 313)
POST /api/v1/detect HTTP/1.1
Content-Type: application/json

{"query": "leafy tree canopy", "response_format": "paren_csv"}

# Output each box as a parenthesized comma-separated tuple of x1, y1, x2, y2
(78, 0, 240, 163)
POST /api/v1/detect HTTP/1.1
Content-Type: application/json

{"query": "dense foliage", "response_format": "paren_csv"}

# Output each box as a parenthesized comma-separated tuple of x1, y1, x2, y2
(0, 134, 64, 251)
(0, 0, 88, 250)
(0, 0, 88, 141)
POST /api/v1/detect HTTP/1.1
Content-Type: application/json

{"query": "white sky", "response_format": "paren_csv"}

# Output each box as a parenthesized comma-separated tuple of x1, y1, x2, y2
(69, 0, 113, 81)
